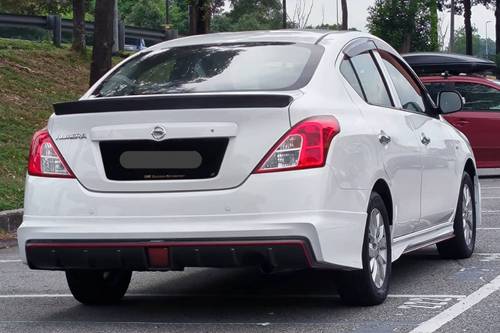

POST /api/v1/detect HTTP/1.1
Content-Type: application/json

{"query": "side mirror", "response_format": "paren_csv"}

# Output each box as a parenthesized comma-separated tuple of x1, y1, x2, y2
(438, 91, 463, 114)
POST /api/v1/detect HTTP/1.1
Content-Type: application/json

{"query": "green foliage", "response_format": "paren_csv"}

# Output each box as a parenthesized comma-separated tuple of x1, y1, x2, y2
(367, 0, 436, 52)
(453, 26, 496, 59)
(212, 0, 282, 32)
(0, 38, 90, 210)
(117, 0, 190, 34)
(437, 0, 494, 14)
(126, 0, 165, 29)
(430, 0, 439, 51)
(0, 0, 72, 15)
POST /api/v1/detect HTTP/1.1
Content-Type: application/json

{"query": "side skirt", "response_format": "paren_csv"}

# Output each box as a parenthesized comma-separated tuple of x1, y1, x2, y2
(392, 222, 454, 260)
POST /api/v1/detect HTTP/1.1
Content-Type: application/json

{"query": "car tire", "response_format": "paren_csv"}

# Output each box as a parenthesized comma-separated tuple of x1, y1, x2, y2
(66, 270, 132, 305)
(437, 172, 476, 259)
(337, 192, 392, 306)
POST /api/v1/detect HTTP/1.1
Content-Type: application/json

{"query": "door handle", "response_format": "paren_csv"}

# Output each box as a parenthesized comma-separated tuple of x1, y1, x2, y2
(456, 119, 470, 126)
(378, 131, 391, 145)
(421, 133, 431, 145)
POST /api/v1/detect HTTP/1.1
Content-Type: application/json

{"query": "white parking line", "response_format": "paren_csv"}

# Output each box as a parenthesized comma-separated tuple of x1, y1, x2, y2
(482, 210, 500, 214)
(409, 274, 500, 333)
(0, 293, 466, 299)
(482, 197, 500, 200)
(0, 260, 21, 263)
(478, 228, 500, 230)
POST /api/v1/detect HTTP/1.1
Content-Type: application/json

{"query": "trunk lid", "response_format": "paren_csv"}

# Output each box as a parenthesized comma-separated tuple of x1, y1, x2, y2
(49, 94, 294, 192)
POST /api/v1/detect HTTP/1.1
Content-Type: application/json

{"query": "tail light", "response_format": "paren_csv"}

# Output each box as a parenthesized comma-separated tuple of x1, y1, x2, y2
(254, 116, 340, 173)
(28, 129, 75, 178)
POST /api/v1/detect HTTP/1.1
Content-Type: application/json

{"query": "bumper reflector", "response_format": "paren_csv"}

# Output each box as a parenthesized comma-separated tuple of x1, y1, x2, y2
(147, 247, 169, 268)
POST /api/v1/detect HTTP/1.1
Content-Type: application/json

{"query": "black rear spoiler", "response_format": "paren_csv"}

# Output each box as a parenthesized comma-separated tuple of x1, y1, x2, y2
(53, 94, 293, 115)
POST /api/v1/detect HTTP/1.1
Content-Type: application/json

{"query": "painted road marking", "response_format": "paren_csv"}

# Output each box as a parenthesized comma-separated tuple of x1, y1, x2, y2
(0, 293, 466, 299)
(398, 297, 462, 310)
(478, 228, 500, 230)
(0, 260, 21, 263)
(477, 253, 500, 262)
(409, 274, 500, 333)
(482, 210, 500, 213)
(482, 197, 500, 200)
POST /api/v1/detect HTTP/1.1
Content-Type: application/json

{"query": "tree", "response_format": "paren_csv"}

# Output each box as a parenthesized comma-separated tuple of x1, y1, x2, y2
(212, 0, 282, 32)
(126, 0, 165, 29)
(430, 0, 439, 50)
(292, 0, 314, 28)
(464, 0, 472, 54)
(453, 26, 495, 58)
(449, 0, 455, 52)
(496, 0, 500, 78)
(282, 0, 287, 28)
(71, 0, 86, 54)
(367, 0, 435, 53)
(89, 0, 115, 86)
(341, 0, 348, 30)
(0, 0, 72, 15)
(438, 0, 493, 55)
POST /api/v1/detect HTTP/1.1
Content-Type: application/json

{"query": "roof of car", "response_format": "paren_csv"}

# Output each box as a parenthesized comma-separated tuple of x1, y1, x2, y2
(403, 52, 496, 75)
(419, 75, 500, 88)
(149, 30, 366, 50)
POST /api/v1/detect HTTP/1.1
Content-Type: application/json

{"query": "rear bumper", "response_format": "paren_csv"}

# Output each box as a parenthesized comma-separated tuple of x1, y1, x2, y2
(25, 238, 315, 271)
(19, 170, 369, 270)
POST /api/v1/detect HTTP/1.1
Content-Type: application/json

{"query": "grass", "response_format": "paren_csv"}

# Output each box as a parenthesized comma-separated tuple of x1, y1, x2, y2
(0, 38, 92, 210)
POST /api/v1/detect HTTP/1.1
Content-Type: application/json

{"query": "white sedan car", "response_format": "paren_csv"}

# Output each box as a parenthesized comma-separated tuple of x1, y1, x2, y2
(18, 31, 480, 306)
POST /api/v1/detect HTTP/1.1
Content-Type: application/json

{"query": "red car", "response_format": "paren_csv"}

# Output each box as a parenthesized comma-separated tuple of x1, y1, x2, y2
(404, 53, 500, 172)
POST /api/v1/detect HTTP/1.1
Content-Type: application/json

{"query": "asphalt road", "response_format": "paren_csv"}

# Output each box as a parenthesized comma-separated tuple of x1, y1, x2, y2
(1, 178, 500, 333)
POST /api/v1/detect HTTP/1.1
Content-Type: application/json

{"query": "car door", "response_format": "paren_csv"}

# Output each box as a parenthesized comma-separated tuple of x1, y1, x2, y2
(379, 52, 461, 230)
(340, 49, 423, 238)
(443, 81, 500, 169)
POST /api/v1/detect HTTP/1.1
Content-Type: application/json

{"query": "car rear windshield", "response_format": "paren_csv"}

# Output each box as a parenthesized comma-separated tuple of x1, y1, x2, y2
(93, 42, 323, 97)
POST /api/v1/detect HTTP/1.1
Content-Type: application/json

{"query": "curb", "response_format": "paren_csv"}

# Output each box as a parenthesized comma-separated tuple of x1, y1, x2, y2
(0, 208, 23, 233)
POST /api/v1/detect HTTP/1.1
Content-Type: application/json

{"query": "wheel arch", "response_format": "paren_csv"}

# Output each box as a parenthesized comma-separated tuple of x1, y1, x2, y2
(463, 158, 481, 228)
(464, 158, 476, 178)
(372, 179, 393, 226)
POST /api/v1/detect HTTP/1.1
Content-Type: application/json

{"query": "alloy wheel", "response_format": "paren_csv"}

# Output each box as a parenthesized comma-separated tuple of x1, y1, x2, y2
(462, 184, 474, 248)
(368, 208, 388, 289)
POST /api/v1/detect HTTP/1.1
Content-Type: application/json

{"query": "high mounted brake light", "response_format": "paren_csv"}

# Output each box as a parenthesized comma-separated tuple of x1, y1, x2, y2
(254, 116, 340, 173)
(28, 129, 75, 178)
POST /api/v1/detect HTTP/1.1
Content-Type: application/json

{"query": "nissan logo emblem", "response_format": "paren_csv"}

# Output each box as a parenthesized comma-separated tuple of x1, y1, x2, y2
(151, 126, 167, 141)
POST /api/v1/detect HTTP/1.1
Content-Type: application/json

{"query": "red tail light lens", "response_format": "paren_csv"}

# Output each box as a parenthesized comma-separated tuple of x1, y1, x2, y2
(28, 129, 75, 178)
(254, 116, 340, 173)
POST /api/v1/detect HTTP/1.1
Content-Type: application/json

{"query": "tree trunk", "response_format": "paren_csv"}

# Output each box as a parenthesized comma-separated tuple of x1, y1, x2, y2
(89, 0, 115, 86)
(449, 0, 455, 52)
(166, 0, 170, 25)
(429, 0, 438, 51)
(496, 0, 500, 79)
(189, 0, 210, 34)
(282, 0, 287, 29)
(464, 0, 472, 55)
(71, 0, 86, 54)
(341, 0, 348, 30)
(401, 33, 412, 53)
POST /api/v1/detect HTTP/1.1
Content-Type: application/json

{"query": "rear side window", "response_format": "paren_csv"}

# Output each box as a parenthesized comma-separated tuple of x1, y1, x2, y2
(340, 59, 365, 99)
(346, 53, 393, 108)
(94, 42, 323, 97)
